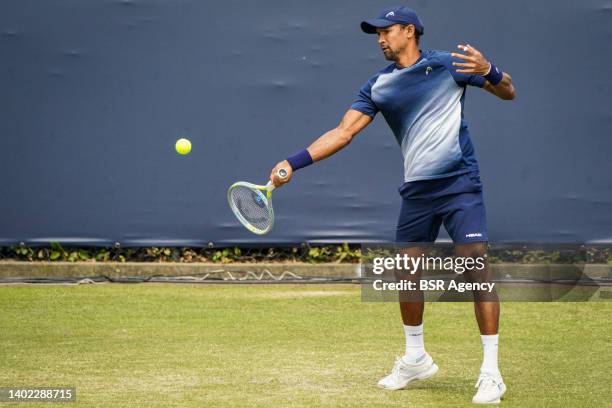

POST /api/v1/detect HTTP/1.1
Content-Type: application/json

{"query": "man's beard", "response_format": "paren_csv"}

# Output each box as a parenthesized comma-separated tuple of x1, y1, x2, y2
(382, 48, 399, 62)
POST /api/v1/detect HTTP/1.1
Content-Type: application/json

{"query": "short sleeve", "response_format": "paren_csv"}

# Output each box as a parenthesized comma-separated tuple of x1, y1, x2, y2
(350, 76, 379, 118)
(435, 51, 486, 88)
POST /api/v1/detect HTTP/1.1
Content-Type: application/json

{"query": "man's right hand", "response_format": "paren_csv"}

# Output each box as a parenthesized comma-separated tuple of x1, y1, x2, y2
(269, 160, 293, 187)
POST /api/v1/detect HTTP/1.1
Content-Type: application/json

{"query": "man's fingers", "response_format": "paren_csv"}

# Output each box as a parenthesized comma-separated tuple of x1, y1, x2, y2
(269, 165, 292, 188)
(451, 52, 475, 62)
(460, 44, 484, 59)
(458, 44, 479, 54)
(269, 169, 279, 186)
(452, 61, 475, 68)
(455, 68, 476, 74)
(466, 43, 482, 55)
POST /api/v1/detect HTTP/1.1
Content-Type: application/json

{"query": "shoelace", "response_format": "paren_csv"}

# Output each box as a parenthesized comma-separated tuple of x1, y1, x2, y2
(475, 373, 499, 390)
(388, 356, 404, 381)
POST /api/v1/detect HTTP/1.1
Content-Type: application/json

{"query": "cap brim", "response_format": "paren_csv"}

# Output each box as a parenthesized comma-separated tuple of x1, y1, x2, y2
(360, 19, 395, 34)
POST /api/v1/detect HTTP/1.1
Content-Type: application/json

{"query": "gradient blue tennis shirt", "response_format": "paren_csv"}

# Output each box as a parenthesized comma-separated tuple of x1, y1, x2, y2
(351, 49, 485, 182)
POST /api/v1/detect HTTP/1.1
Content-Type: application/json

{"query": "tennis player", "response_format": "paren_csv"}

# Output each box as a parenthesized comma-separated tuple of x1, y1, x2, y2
(269, 6, 515, 404)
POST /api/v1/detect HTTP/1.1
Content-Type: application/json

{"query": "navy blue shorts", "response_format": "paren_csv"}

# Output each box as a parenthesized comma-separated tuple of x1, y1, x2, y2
(395, 171, 488, 243)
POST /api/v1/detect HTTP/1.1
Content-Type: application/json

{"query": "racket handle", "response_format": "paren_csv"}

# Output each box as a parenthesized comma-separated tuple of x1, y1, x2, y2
(277, 168, 289, 179)
(267, 168, 288, 191)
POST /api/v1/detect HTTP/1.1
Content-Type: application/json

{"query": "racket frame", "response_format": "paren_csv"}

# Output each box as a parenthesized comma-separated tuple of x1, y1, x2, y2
(227, 168, 288, 235)
(227, 181, 275, 235)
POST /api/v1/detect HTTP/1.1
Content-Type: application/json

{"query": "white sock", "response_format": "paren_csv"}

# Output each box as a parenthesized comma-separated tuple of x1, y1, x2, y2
(403, 323, 425, 364)
(480, 334, 500, 374)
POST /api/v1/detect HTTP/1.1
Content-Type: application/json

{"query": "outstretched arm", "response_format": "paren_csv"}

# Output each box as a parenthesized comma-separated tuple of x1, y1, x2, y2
(269, 109, 373, 187)
(451, 44, 516, 100)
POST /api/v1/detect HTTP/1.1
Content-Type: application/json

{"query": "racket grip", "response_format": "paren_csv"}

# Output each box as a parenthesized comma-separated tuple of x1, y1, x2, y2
(277, 168, 289, 179)
(266, 181, 276, 191)
(266, 168, 288, 191)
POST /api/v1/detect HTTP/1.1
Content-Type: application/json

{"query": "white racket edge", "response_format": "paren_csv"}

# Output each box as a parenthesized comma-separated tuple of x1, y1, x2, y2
(227, 182, 273, 235)
(227, 167, 288, 234)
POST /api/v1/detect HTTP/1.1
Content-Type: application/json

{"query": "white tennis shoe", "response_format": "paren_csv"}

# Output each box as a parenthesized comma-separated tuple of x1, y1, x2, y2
(377, 353, 439, 390)
(472, 371, 507, 404)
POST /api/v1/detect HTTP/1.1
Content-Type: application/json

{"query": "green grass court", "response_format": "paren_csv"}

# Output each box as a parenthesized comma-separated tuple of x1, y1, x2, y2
(1, 284, 610, 407)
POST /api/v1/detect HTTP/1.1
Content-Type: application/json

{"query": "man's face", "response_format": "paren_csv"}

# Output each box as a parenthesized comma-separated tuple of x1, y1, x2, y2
(376, 24, 413, 61)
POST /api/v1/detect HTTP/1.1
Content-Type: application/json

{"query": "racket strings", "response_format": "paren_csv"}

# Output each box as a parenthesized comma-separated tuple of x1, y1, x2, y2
(229, 185, 272, 231)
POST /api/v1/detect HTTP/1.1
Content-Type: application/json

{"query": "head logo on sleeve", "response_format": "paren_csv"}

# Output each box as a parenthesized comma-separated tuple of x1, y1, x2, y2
(426, 66, 433, 75)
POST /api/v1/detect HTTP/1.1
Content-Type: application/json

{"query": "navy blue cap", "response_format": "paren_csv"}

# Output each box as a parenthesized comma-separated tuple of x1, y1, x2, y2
(361, 6, 424, 35)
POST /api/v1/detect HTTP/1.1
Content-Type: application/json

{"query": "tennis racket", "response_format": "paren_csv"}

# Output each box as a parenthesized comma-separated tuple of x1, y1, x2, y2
(227, 168, 288, 235)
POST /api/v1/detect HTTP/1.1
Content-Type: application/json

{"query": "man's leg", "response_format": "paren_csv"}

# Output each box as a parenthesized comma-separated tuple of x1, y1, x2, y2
(455, 242, 499, 335)
(398, 246, 426, 363)
(399, 292, 424, 325)
(378, 195, 441, 390)
(378, 244, 439, 390)
(442, 182, 506, 403)
(455, 242, 506, 404)
(395, 197, 441, 362)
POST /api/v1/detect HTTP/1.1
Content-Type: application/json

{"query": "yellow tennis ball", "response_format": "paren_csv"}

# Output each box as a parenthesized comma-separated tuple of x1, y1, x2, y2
(175, 138, 191, 155)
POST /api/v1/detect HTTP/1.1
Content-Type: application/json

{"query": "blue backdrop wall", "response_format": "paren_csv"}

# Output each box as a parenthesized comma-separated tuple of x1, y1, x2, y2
(1, 0, 611, 246)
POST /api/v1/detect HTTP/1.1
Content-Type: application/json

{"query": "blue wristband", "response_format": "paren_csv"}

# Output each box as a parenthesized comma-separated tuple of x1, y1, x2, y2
(484, 62, 503, 86)
(286, 149, 313, 171)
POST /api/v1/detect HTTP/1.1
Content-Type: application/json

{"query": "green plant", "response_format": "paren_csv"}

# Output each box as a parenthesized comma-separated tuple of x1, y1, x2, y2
(333, 243, 361, 263)
(12, 245, 33, 261)
(306, 246, 331, 263)
(212, 247, 242, 263)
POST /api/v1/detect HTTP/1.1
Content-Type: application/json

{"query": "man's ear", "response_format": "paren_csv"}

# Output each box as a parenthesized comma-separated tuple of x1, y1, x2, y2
(401, 24, 415, 40)
(406, 24, 416, 39)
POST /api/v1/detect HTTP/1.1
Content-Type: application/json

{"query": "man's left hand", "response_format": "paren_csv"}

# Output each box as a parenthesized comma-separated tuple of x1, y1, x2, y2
(451, 44, 491, 75)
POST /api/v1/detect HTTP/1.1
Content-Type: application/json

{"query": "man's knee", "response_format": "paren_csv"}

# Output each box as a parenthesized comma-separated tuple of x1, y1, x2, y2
(455, 242, 488, 259)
